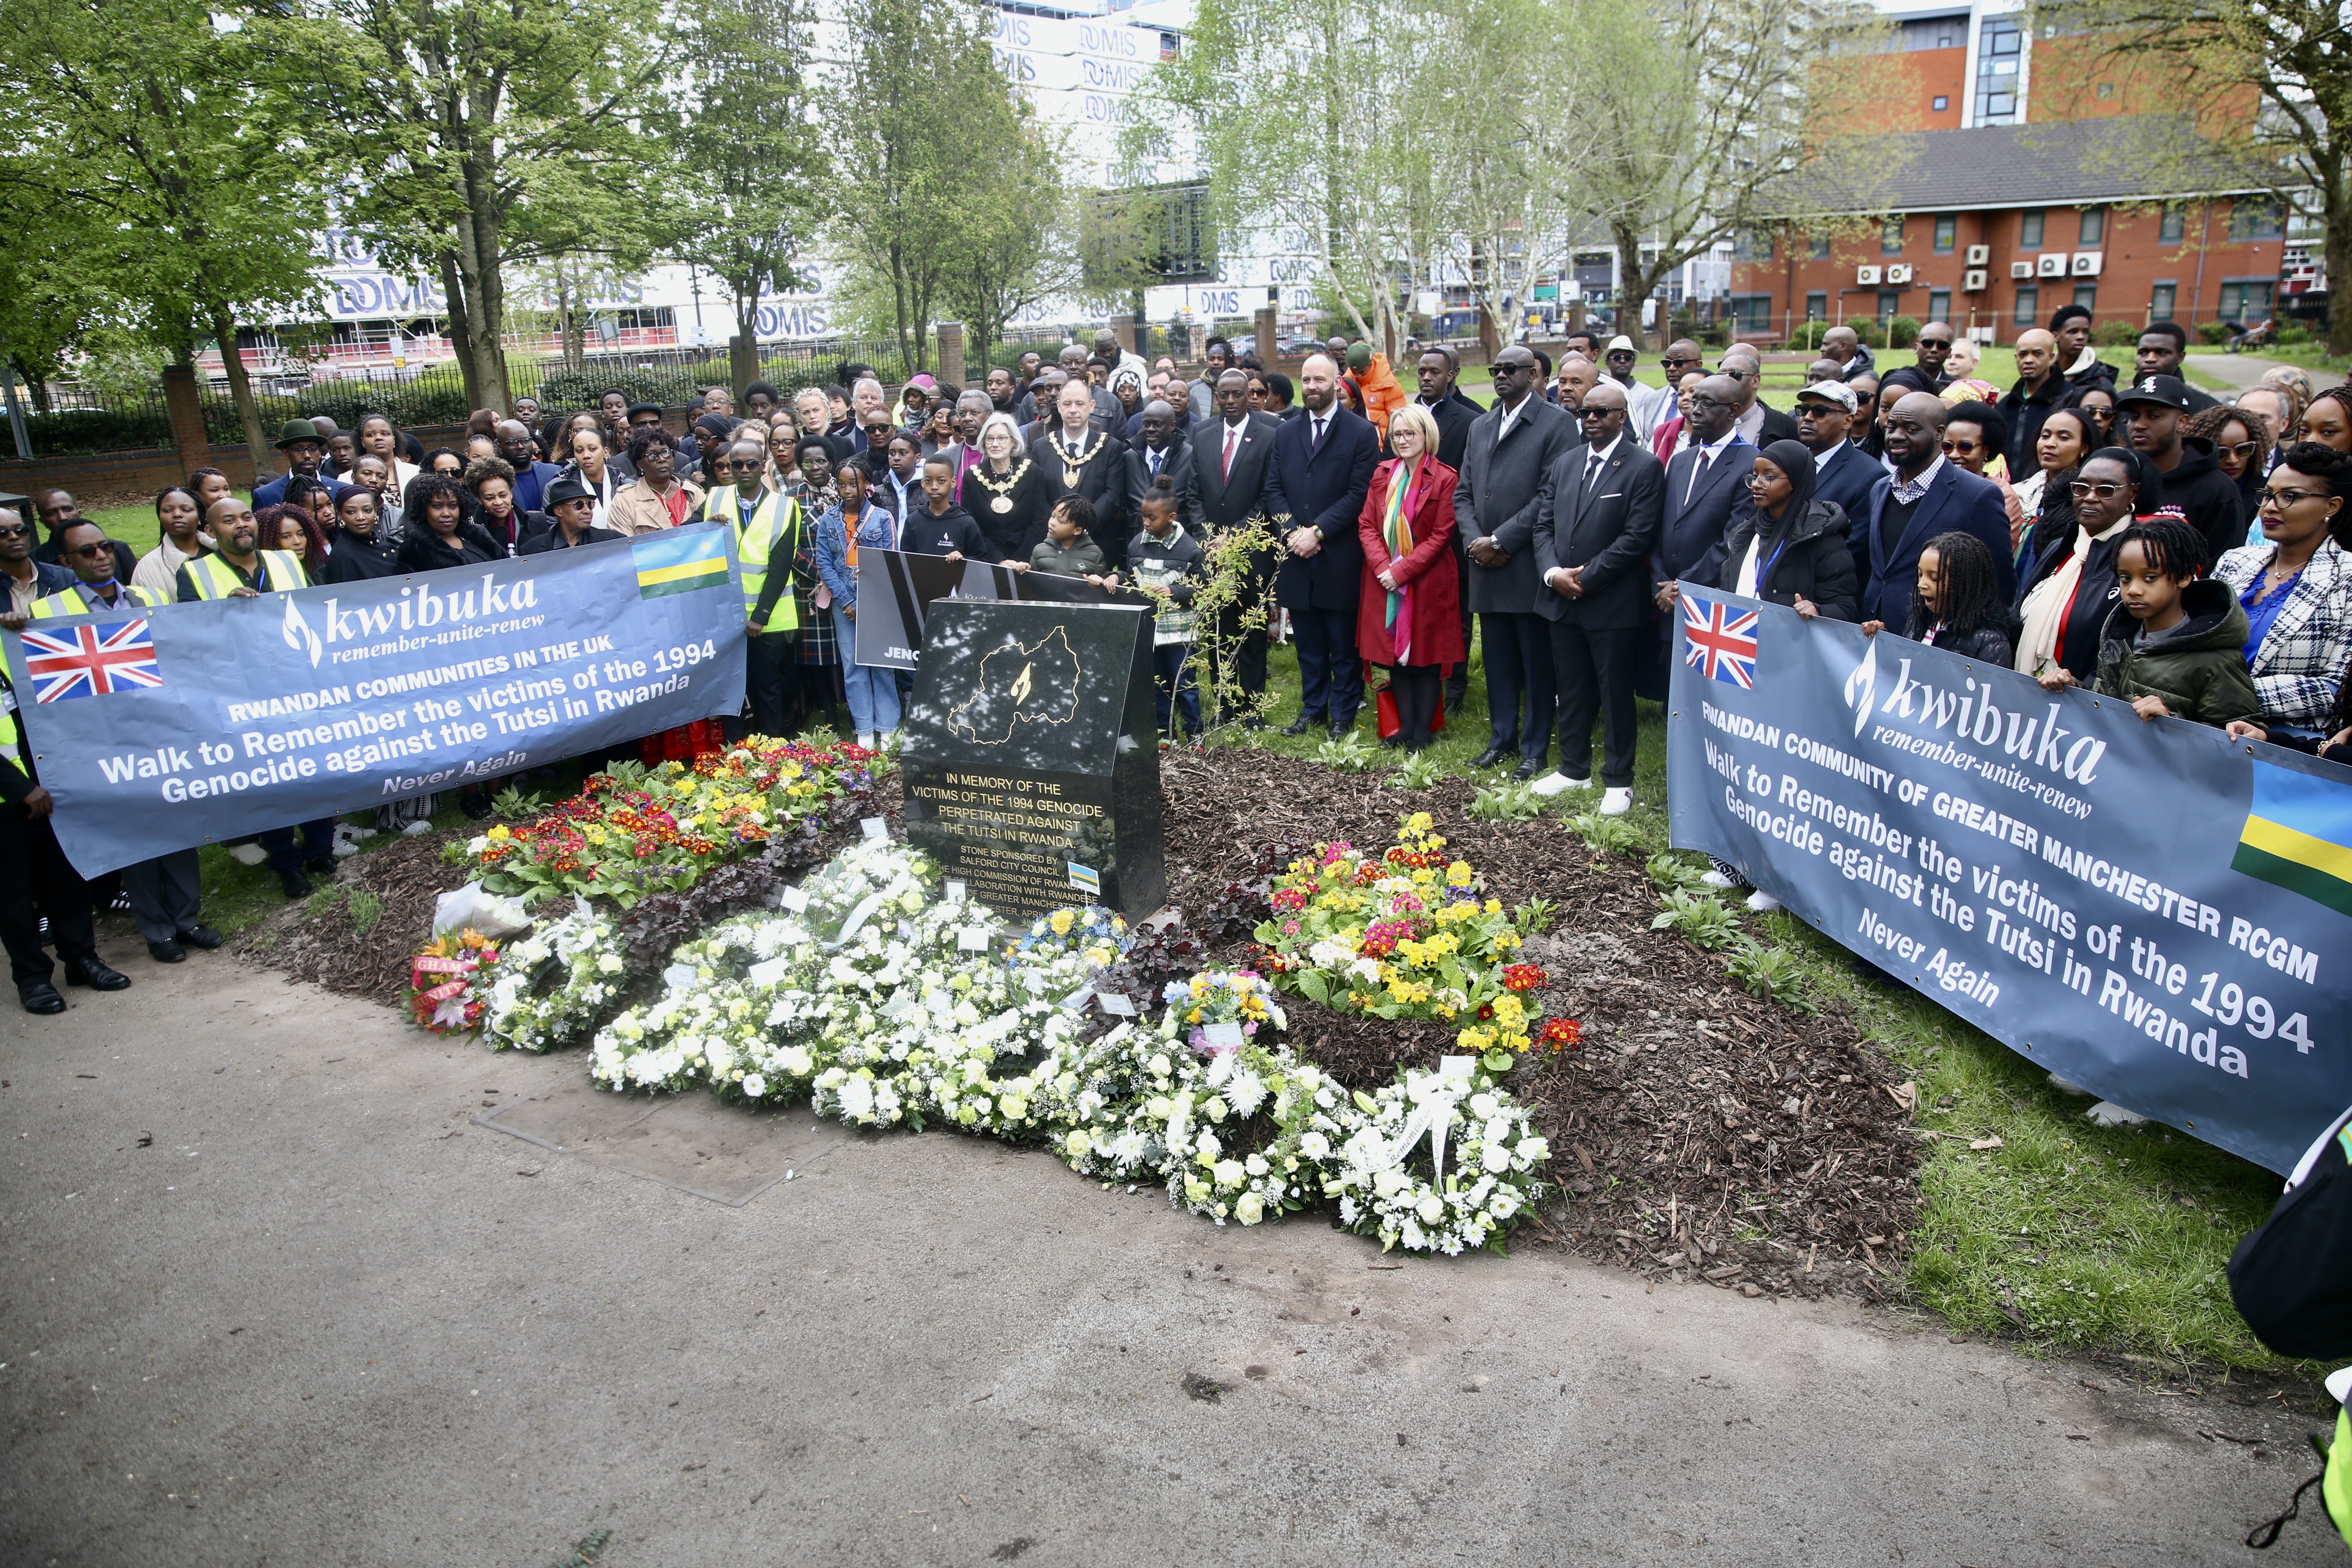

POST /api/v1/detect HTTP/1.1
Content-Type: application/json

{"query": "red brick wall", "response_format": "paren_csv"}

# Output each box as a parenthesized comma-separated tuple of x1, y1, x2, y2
(1733, 199, 2282, 346)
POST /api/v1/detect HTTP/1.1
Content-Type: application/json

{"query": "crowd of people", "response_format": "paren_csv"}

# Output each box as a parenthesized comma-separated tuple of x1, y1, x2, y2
(7, 314, 2352, 1013)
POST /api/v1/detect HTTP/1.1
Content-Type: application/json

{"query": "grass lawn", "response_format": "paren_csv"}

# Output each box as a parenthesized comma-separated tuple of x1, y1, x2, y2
(2227, 342, 2351, 380)
(1217, 639, 2288, 1370)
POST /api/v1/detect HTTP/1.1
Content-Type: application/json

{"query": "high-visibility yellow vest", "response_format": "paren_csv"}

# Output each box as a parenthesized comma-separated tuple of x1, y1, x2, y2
(2328, 1404, 2352, 1550)
(30, 582, 165, 618)
(0, 687, 20, 787)
(709, 486, 802, 634)
(182, 549, 308, 600)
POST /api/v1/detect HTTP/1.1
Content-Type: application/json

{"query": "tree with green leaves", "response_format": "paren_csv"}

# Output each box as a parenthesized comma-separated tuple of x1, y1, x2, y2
(938, 111, 1078, 371)
(0, 0, 326, 470)
(1578, 0, 1891, 346)
(827, 0, 1016, 375)
(668, 0, 822, 393)
(1127, 0, 1425, 354)
(301, 0, 675, 411)
(2050, 0, 2352, 354)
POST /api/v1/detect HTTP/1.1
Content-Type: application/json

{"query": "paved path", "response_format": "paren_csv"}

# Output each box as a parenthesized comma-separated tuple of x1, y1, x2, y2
(2, 948, 2339, 1566)
(2185, 352, 2274, 393)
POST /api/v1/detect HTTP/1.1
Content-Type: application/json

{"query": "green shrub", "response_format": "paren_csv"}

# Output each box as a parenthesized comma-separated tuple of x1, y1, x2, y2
(1388, 753, 1447, 790)
(1468, 782, 1543, 822)
(23, 406, 174, 456)
(1726, 940, 1816, 1012)
(2278, 323, 2312, 345)
(1651, 888, 1742, 949)
(1566, 809, 1643, 855)
(2092, 319, 2140, 347)
(2197, 320, 2236, 344)
(1887, 315, 1921, 349)
(1646, 851, 1708, 890)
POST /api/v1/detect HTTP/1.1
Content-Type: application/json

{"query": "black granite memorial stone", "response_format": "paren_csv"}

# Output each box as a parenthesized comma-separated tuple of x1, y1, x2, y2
(900, 599, 1166, 922)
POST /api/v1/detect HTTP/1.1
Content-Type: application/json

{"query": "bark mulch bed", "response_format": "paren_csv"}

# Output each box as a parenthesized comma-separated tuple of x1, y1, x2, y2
(1156, 747, 1922, 1302)
(235, 769, 899, 1010)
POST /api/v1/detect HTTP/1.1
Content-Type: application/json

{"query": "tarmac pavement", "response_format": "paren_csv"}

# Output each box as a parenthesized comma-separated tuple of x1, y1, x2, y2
(1, 944, 2339, 1567)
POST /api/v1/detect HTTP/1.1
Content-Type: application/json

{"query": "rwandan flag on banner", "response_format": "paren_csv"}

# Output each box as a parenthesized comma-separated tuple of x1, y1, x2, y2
(631, 526, 731, 600)
(2232, 759, 2352, 918)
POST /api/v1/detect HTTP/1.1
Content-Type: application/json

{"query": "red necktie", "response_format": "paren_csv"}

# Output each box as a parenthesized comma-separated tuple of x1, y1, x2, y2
(1222, 423, 1239, 481)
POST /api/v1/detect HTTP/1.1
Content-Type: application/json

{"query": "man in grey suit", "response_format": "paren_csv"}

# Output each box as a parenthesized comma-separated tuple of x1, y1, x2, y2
(1644, 374, 1757, 700)
(1456, 345, 1579, 778)
(1532, 382, 1664, 811)
(1184, 369, 1282, 726)
(1125, 400, 1198, 535)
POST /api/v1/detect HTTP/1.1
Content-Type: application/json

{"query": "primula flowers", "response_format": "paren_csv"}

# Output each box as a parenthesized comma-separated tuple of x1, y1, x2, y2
(1253, 813, 1554, 1065)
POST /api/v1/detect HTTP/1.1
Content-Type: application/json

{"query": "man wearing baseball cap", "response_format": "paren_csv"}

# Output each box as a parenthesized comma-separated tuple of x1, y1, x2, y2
(1794, 379, 1880, 524)
(2116, 373, 2247, 562)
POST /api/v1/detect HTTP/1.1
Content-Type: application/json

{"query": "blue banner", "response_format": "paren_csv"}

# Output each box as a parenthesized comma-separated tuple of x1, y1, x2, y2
(1667, 590, 2352, 1174)
(4, 523, 746, 875)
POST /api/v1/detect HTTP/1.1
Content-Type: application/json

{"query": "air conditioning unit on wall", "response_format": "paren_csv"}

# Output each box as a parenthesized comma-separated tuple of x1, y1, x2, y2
(1856, 265, 1882, 285)
(2072, 251, 2105, 275)
(1885, 263, 1914, 284)
(2010, 261, 2035, 279)
(2037, 253, 2068, 277)
(1965, 245, 1991, 265)
(1962, 270, 1988, 291)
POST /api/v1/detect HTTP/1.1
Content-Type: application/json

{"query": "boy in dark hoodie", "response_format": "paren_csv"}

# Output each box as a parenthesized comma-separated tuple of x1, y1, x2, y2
(2116, 374, 2252, 567)
(1127, 475, 1206, 742)
(2089, 515, 2263, 728)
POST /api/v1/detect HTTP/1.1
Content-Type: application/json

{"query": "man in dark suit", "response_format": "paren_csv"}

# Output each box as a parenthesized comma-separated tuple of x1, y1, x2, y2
(495, 420, 566, 514)
(1456, 345, 1578, 777)
(1533, 383, 1664, 808)
(1853, 391, 2017, 626)
(1797, 381, 1880, 525)
(252, 420, 350, 510)
(1646, 374, 1759, 699)
(1265, 354, 1381, 737)
(1030, 376, 1131, 567)
(1720, 346, 1800, 446)
(1124, 400, 1198, 536)
(1415, 345, 1482, 712)
(1185, 369, 1283, 725)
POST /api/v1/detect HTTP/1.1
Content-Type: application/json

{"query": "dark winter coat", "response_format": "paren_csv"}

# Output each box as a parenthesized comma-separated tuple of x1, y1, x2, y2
(2090, 578, 2265, 728)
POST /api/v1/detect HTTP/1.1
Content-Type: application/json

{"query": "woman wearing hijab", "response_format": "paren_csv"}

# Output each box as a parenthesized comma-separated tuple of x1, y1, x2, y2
(1353, 403, 1462, 751)
(2015, 445, 2163, 682)
(1713, 438, 1858, 621)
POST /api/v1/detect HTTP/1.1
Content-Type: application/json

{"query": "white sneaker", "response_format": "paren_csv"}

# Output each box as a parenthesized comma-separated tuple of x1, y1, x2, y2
(227, 843, 267, 866)
(1699, 869, 1738, 889)
(1599, 786, 1633, 816)
(858, 731, 875, 749)
(1744, 889, 1781, 913)
(1528, 771, 1578, 797)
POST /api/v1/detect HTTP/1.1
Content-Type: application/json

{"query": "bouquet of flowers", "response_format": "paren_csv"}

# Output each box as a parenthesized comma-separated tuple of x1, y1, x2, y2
(1141, 1038, 1348, 1226)
(481, 900, 628, 1053)
(1326, 1060, 1550, 1255)
(409, 928, 500, 1035)
(1254, 813, 1549, 1065)
(452, 738, 873, 906)
(1159, 969, 1284, 1052)
(1009, 905, 1130, 969)
(796, 837, 939, 945)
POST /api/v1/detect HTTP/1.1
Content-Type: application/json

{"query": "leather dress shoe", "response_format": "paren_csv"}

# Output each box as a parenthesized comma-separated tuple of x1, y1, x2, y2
(1328, 719, 1352, 740)
(178, 924, 225, 950)
(1472, 744, 1512, 769)
(1512, 760, 1543, 781)
(1280, 716, 1317, 737)
(64, 956, 131, 991)
(19, 981, 65, 1015)
(1380, 734, 1405, 749)
(148, 938, 188, 964)
(305, 858, 337, 880)
(278, 868, 313, 899)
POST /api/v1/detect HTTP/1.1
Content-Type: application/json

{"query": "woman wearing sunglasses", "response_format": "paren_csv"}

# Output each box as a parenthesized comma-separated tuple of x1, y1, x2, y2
(2185, 404, 2268, 537)
(2015, 446, 2163, 683)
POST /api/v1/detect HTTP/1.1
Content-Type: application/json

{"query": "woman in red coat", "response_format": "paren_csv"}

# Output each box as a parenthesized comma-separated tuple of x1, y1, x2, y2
(1356, 403, 1463, 751)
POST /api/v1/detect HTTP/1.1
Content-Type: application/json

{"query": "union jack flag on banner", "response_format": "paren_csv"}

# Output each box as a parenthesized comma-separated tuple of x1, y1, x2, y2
(1680, 592, 1760, 689)
(22, 618, 164, 702)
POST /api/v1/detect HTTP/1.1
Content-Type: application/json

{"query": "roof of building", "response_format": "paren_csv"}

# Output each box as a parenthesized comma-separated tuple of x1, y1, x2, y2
(1760, 116, 2285, 218)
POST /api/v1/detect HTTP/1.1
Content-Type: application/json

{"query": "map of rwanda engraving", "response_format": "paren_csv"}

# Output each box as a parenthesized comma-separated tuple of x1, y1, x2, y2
(945, 625, 1083, 744)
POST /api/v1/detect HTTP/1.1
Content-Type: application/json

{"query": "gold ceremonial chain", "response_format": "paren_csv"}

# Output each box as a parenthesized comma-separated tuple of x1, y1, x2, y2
(1055, 434, 1106, 489)
(971, 458, 1031, 515)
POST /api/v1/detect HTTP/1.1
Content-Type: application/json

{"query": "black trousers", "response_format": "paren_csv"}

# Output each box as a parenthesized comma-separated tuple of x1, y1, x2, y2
(746, 631, 793, 737)
(1290, 603, 1362, 725)
(261, 819, 336, 875)
(1444, 551, 1472, 713)
(0, 806, 96, 987)
(1388, 663, 1443, 749)
(1479, 611, 1556, 764)
(1548, 620, 1644, 786)
(123, 848, 202, 944)
(1209, 595, 1269, 722)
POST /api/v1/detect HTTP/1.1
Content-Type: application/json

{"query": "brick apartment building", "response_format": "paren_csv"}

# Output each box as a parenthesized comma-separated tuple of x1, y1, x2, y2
(1729, 117, 2286, 346)
(1721, 1, 2303, 346)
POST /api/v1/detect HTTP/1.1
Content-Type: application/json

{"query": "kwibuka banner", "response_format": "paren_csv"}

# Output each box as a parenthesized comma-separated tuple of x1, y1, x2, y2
(4, 523, 746, 875)
(1666, 590, 2352, 1174)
